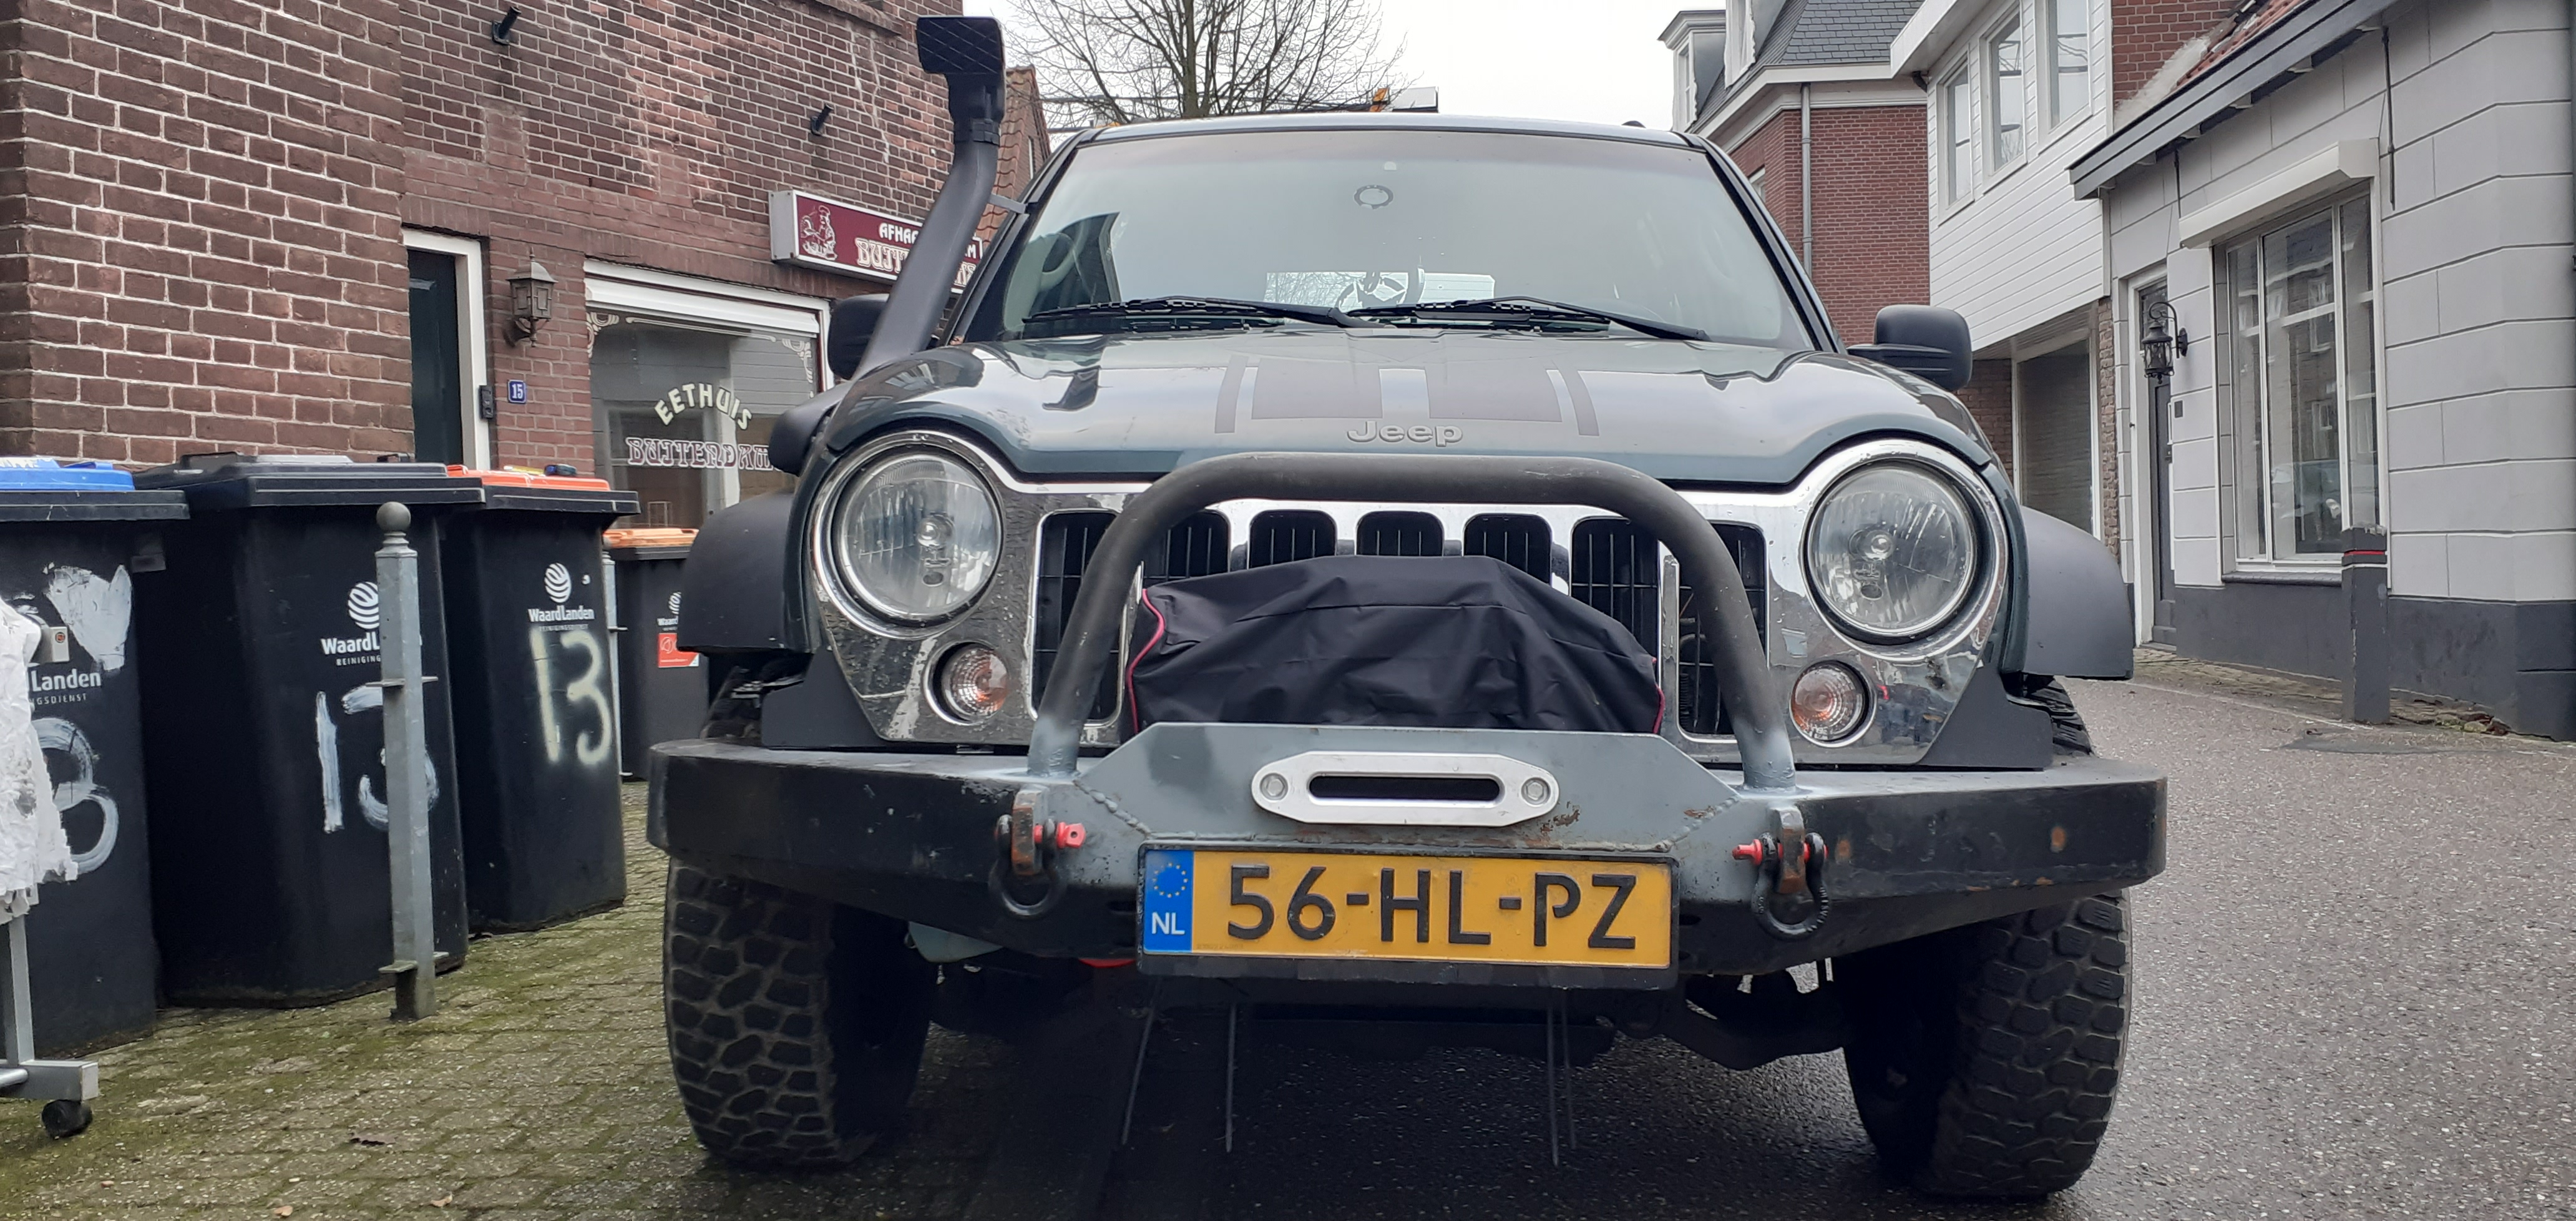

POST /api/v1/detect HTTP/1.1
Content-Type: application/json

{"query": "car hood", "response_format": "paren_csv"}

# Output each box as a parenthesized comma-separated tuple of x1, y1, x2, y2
(820, 330, 1996, 485)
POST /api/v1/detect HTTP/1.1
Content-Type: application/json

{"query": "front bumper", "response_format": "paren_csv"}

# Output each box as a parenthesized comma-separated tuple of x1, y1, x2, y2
(650, 723, 2164, 981)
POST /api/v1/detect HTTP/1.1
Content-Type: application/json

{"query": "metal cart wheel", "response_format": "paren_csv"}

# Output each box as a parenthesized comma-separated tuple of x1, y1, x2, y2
(40, 1099, 92, 1139)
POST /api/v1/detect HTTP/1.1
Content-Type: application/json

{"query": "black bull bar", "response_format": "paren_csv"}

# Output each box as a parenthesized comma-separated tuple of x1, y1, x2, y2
(1027, 451, 1795, 791)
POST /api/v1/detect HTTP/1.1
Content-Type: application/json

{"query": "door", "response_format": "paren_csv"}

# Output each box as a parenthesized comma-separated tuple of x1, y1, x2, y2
(407, 250, 467, 467)
(2139, 283, 2178, 642)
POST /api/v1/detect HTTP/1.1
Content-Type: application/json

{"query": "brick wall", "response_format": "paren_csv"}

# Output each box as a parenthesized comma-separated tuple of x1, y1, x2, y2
(1723, 102, 1929, 343)
(0, 0, 413, 464)
(0, 0, 1043, 469)
(1958, 357, 2014, 477)
(399, 0, 985, 468)
(2112, 0, 2238, 105)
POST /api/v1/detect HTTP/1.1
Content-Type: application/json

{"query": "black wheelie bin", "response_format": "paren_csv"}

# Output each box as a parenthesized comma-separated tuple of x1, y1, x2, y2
(130, 454, 481, 1006)
(439, 469, 638, 930)
(603, 528, 701, 779)
(0, 459, 184, 1052)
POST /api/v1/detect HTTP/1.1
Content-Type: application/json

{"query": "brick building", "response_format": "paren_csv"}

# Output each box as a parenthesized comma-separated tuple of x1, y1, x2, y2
(0, 0, 1048, 527)
(1664, 3, 1931, 346)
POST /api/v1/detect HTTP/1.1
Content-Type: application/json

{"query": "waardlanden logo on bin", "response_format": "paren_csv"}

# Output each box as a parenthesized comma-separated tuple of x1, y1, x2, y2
(320, 581, 382, 662)
(528, 561, 597, 627)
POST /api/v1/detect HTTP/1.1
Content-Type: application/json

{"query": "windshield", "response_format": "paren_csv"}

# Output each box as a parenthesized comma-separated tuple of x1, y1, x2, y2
(962, 128, 1812, 350)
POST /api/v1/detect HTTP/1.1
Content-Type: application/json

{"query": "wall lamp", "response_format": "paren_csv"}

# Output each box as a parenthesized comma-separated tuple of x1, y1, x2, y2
(490, 7, 521, 46)
(809, 105, 834, 138)
(2141, 298, 2189, 392)
(507, 261, 555, 344)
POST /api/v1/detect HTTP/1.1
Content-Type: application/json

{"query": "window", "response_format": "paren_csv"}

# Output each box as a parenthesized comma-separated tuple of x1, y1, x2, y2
(2047, 0, 2089, 127)
(1747, 167, 1769, 211)
(966, 128, 1811, 352)
(2219, 194, 2378, 561)
(1988, 18, 2025, 166)
(1941, 67, 1974, 203)
(589, 318, 817, 528)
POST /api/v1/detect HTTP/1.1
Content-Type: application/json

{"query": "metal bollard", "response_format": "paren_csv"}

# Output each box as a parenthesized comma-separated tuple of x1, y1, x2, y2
(2341, 527, 2390, 725)
(374, 503, 438, 1021)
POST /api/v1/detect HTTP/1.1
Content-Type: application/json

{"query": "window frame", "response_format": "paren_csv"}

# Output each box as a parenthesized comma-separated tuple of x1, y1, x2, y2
(400, 229, 492, 469)
(2045, 0, 2091, 130)
(1984, 12, 2027, 173)
(1938, 62, 1976, 207)
(2214, 189, 2383, 569)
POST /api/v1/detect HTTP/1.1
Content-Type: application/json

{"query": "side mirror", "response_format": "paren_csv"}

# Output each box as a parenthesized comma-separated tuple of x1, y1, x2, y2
(827, 294, 889, 381)
(1850, 305, 1973, 392)
(766, 386, 838, 478)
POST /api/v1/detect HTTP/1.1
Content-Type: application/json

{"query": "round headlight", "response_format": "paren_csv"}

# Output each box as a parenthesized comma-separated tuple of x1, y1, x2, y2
(829, 452, 1002, 622)
(1805, 463, 1978, 641)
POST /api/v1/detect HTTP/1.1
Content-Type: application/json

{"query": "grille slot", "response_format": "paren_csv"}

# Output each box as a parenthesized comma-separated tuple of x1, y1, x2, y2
(1356, 511, 1442, 557)
(1569, 518, 1766, 737)
(1677, 524, 1767, 736)
(1033, 510, 1231, 722)
(1568, 518, 1660, 649)
(1248, 510, 1335, 566)
(1147, 510, 1230, 585)
(1464, 514, 1550, 581)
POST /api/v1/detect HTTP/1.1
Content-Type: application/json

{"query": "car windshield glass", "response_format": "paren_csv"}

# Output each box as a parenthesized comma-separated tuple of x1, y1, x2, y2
(964, 128, 1810, 353)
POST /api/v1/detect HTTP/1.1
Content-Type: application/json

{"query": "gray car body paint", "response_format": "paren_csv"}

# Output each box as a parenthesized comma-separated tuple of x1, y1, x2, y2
(818, 330, 1998, 484)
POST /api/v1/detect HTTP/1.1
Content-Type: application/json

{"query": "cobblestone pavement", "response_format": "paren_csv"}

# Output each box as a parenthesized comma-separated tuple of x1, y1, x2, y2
(0, 785, 1017, 1220)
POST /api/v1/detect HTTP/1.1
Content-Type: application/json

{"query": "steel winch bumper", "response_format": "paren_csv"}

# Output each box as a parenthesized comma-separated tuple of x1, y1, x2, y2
(648, 723, 2164, 981)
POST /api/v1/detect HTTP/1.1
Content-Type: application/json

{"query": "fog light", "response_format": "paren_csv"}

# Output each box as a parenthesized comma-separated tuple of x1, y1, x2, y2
(1789, 662, 1868, 744)
(935, 644, 1012, 722)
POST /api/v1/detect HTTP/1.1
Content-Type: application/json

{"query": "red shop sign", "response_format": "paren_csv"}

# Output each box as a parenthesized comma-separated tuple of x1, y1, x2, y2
(768, 189, 981, 289)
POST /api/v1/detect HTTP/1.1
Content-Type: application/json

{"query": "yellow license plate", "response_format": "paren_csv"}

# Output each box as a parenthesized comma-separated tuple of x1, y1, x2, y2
(1138, 848, 1672, 969)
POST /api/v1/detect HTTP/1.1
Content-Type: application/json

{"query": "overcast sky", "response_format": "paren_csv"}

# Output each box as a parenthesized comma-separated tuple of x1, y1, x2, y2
(958, 1, 1684, 129)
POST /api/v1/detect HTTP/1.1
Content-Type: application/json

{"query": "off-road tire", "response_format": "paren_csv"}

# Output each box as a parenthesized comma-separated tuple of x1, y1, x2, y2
(664, 863, 935, 1167)
(1838, 892, 2130, 1198)
(2007, 675, 2093, 755)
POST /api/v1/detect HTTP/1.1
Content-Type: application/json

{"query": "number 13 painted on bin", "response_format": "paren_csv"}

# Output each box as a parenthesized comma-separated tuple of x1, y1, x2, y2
(530, 626, 612, 767)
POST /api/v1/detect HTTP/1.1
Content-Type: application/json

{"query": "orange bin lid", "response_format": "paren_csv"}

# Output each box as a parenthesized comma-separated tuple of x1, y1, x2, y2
(602, 527, 698, 547)
(448, 465, 615, 491)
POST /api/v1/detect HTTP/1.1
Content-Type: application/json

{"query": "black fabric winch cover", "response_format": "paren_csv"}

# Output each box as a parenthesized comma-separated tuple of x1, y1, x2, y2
(1127, 554, 1661, 732)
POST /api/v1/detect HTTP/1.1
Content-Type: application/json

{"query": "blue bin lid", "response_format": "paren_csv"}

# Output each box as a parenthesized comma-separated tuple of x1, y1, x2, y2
(0, 458, 137, 491)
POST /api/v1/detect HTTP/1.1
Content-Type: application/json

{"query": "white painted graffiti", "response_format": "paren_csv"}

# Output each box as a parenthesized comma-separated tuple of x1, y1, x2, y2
(316, 682, 442, 833)
(530, 627, 614, 767)
(35, 718, 117, 872)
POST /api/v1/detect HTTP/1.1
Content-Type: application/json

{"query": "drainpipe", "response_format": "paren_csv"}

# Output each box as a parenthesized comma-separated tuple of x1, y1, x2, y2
(1800, 83, 1815, 268)
(2569, 0, 2575, 272)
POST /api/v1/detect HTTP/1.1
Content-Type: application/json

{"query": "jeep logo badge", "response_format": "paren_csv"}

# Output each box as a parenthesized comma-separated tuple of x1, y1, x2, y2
(1347, 421, 1465, 447)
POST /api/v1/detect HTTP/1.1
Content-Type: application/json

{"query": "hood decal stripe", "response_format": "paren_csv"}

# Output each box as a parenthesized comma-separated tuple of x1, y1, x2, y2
(1549, 366, 1601, 436)
(1214, 355, 1249, 433)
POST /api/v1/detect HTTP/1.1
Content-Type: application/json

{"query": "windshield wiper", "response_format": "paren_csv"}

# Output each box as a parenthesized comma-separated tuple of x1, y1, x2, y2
(1022, 296, 1359, 336)
(1349, 296, 1708, 341)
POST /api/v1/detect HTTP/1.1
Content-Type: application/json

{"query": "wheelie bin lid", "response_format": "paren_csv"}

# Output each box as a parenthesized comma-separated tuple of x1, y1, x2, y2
(447, 467, 642, 517)
(0, 458, 189, 522)
(603, 527, 695, 560)
(132, 453, 485, 512)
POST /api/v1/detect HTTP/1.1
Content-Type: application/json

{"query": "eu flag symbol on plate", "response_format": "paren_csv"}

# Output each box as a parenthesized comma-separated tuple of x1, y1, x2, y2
(1139, 850, 1193, 953)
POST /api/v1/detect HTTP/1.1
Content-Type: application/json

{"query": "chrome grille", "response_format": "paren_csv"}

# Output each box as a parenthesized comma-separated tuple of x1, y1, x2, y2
(1037, 507, 1762, 735)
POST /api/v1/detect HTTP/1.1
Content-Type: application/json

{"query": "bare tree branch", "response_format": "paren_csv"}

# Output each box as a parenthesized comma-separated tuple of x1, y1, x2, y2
(1013, 0, 1407, 127)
